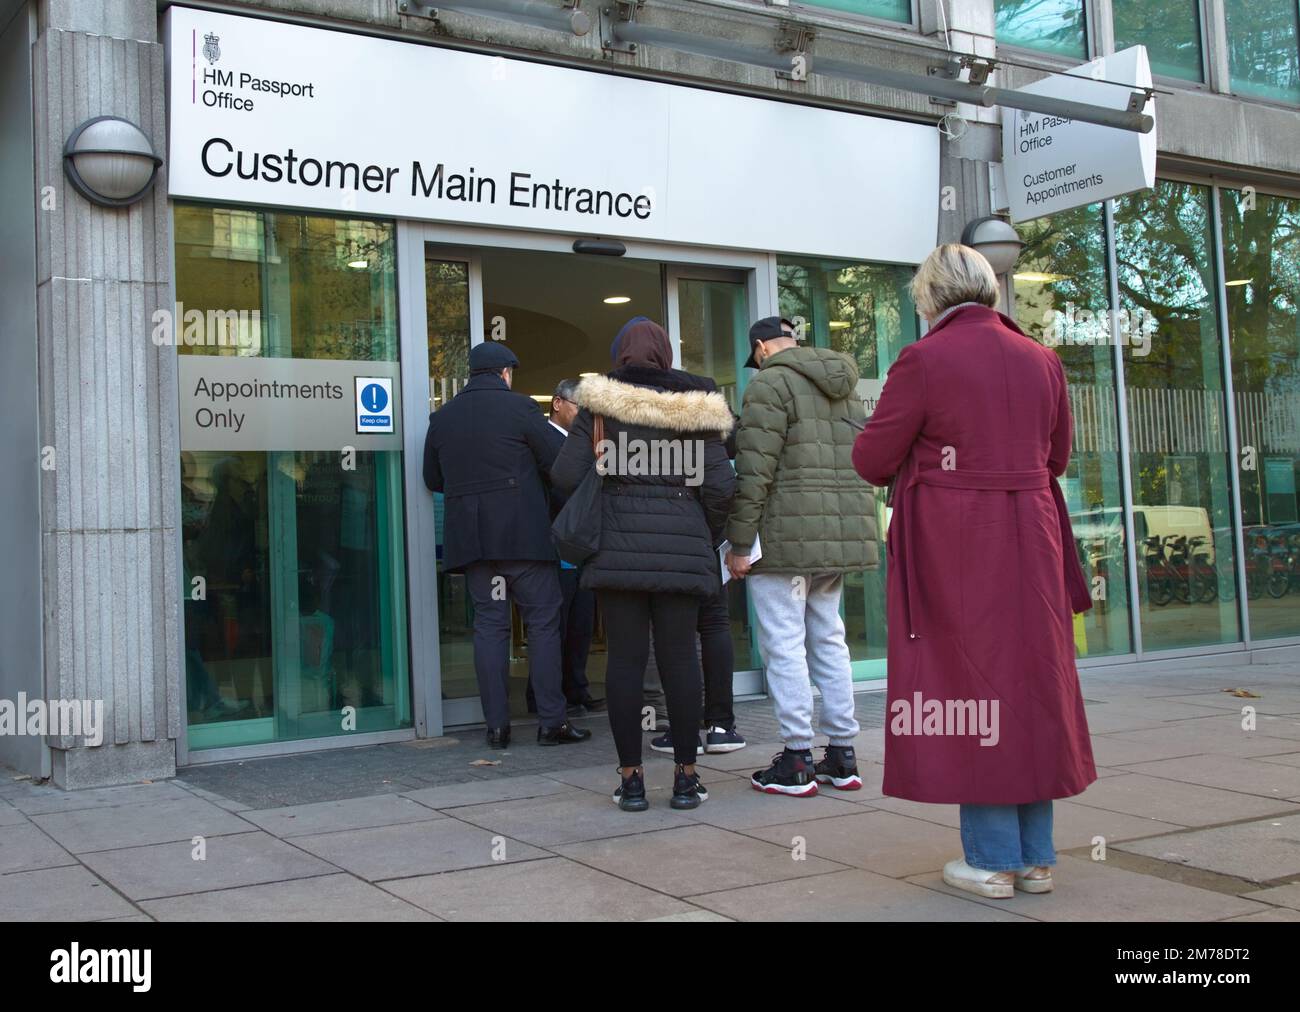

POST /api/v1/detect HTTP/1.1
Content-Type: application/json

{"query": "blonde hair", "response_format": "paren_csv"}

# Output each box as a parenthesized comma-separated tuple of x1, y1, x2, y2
(910, 243, 1000, 321)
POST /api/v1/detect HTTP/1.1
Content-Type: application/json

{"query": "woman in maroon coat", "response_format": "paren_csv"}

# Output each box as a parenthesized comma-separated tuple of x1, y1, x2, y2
(852, 244, 1096, 899)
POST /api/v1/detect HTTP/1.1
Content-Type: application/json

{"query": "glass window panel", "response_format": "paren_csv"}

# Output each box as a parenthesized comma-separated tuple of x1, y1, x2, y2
(1112, 0, 1204, 82)
(679, 277, 762, 672)
(995, 0, 1088, 59)
(1113, 181, 1241, 649)
(777, 258, 918, 679)
(176, 204, 410, 750)
(1222, 187, 1300, 638)
(790, 1, 911, 23)
(1013, 202, 1134, 657)
(1225, 0, 1300, 104)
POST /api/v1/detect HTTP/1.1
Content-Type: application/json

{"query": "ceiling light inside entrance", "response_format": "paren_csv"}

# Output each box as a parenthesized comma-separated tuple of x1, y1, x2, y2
(604, 295, 631, 304)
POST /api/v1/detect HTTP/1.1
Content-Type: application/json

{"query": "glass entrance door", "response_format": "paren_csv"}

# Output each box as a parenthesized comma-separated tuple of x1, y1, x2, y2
(413, 236, 766, 728)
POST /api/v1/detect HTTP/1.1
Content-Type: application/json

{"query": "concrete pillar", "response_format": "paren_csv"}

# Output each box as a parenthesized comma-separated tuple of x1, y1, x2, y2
(33, 0, 180, 788)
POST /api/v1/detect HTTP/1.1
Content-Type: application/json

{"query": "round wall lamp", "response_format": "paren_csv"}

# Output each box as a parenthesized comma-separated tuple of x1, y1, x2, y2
(960, 215, 1024, 275)
(63, 116, 163, 207)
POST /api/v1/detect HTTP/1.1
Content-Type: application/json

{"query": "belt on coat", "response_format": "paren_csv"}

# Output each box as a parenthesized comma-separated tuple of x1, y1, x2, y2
(896, 466, 1092, 640)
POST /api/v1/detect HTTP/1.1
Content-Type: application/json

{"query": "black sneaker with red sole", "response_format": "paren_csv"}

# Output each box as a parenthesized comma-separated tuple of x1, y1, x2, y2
(750, 748, 818, 797)
(814, 745, 862, 791)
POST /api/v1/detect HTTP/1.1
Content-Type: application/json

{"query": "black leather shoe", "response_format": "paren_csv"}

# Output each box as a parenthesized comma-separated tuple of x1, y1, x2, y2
(486, 726, 511, 749)
(537, 721, 592, 745)
(580, 696, 607, 713)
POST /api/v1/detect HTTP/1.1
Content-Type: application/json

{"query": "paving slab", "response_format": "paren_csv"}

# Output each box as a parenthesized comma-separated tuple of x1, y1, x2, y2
(679, 776, 866, 831)
(741, 809, 962, 878)
(1255, 714, 1300, 741)
(1079, 706, 1179, 734)
(31, 797, 255, 854)
(0, 823, 77, 873)
(555, 823, 844, 897)
(0, 803, 27, 828)
(380, 855, 700, 921)
(1149, 690, 1300, 714)
(693, 745, 786, 773)
(1065, 773, 1299, 826)
(542, 758, 719, 794)
(1256, 752, 1300, 768)
(241, 794, 444, 837)
(140, 872, 437, 921)
(1240, 883, 1300, 910)
(642, 910, 734, 921)
(1224, 907, 1300, 921)
(865, 796, 1182, 849)
(400, 774, 580, 810)
(79, 831, 338, 901)
(1098, 723, 1293, 759)
(1121, 754, 1300, 800)
(6, 780, 193, 816)
(447, 788, 699, 847)
(290, 818, 548, 881)
(1116, 813, 1300, 883)
(0, 865, 142, 921)
(690, 867, 1029, 921)
(1087, 735, 1204, 767)
(906, 854, 1270, 921)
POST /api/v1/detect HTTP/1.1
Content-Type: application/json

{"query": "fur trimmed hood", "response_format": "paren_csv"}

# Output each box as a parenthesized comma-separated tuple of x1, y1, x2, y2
(575, 375, 735, 438)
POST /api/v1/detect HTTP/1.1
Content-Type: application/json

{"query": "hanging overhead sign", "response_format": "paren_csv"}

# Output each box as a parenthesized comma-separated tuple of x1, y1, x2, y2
(163, 6, 940, 263)
(999, 46, 1157, 223)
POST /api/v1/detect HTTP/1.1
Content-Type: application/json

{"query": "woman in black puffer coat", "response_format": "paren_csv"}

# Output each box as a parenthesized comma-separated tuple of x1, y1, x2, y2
(552, 318, 735, 812)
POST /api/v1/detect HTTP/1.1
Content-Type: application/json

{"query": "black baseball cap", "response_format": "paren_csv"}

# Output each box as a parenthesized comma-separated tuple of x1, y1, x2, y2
(744, 317, 795, 369)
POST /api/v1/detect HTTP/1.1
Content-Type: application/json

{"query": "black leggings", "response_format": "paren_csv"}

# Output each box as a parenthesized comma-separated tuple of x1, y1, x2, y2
(600, 589, 702, 767)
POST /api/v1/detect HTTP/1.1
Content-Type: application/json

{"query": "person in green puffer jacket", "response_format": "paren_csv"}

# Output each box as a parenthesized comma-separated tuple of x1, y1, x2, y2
(724, 317, 880, 799)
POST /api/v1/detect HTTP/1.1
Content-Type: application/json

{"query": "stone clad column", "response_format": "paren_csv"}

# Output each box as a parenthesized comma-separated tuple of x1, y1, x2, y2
(34, 0, 180, 787)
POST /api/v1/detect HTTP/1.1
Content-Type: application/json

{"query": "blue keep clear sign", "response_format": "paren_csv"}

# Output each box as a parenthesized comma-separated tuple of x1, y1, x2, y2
(355, 376, 395, 434)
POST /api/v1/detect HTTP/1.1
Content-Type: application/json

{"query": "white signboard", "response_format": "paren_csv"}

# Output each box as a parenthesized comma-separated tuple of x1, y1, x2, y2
(355, 376, 394, 435)
(163, 6, 940, 263)
(178, 355, 402, 451)
(1000, 46, 1157, 223)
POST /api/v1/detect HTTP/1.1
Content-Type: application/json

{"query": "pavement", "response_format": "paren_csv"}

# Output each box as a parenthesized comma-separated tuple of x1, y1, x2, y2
(4, 658, 1300, 921)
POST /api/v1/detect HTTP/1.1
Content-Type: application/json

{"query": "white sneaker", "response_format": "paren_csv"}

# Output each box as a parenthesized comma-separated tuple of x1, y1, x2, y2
(942, 858, 1015, 899)
(1015, 866, 1054, 893)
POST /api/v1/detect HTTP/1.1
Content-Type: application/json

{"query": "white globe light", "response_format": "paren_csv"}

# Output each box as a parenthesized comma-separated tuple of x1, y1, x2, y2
(960, 216, 1025, 275)
(64, 117, 162, 207)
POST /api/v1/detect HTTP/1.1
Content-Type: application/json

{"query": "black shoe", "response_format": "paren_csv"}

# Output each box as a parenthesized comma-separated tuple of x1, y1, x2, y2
(670, 765, 709, 810)
(649, 730, 703, 756)
(612, 767, 649, 812)
(537, 721, 592, 745)
(704, 725, 747, 753)
(751, 748, 818, 797)
(565, 702, 587, 718)
(580, 696, 606, 713)
(814, 745, 862, 791)
(486, 726, 511, 750)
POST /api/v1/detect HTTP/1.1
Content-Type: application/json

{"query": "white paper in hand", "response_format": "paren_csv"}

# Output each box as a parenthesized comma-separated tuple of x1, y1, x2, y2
(719, 535, 762, 585)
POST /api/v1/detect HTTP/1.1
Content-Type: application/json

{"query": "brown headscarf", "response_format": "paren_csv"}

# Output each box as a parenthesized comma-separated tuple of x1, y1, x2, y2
(611, 316, 673, 371)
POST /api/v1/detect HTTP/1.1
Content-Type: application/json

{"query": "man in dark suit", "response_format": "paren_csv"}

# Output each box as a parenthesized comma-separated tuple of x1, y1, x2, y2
(423, 343, 592, 749)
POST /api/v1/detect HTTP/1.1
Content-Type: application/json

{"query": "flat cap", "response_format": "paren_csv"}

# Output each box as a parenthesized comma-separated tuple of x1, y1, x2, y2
(469, 342, 520, 373)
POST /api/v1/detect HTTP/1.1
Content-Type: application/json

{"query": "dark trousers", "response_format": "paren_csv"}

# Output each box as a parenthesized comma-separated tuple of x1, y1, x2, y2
(528, 566, 595, 709)
(601, 589, 701, 767)
(465, 560, 565, 729)
(698, 585, 735, 729)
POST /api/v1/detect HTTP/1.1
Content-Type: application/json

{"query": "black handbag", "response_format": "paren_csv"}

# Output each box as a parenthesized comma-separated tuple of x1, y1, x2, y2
(551, 414, 605, 565)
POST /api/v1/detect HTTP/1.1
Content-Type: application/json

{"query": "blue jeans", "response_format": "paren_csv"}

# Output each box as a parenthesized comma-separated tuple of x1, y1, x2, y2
(959, 801, 1056, 872)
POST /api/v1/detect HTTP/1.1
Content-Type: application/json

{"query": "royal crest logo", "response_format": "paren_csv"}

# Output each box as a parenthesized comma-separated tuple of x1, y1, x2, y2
(202, 32, 221, 66)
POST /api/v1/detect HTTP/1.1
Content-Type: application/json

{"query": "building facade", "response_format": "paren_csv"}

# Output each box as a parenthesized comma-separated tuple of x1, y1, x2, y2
(1, 0, 1297, 788)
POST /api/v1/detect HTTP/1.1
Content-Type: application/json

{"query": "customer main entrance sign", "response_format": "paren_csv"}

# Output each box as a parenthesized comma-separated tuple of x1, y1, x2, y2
(163, 6, 940, 264)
